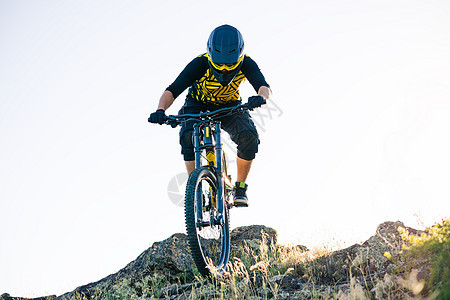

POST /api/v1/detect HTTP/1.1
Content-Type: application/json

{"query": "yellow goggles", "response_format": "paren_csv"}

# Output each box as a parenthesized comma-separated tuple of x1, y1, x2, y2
(208, 55, 244, 71)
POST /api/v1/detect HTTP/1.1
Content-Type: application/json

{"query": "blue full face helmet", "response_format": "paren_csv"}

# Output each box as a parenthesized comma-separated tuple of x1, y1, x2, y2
(207, 25, 245, 86)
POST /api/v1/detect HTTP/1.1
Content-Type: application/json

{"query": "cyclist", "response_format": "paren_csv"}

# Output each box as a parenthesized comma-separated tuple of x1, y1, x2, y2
(149, 24, 271, 207)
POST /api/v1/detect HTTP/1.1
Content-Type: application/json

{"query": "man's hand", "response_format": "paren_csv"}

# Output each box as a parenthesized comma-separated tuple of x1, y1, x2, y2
(247, 95, 266, 110)
(148, 109, 167, 124)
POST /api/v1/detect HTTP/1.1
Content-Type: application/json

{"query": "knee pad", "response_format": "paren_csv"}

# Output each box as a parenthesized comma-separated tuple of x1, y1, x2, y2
(234, 130, 260, 160)
(180, 130, 195, 161)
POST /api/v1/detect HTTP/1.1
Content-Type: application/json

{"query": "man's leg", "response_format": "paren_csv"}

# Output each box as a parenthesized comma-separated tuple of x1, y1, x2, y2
(234, 156, 253, 206)
(178, 100, 206, 176)
(220, 110, 259, 206)
(185, 160, 195, 175)
(236, 157, 253, 183)
(180, 126, 195, 176)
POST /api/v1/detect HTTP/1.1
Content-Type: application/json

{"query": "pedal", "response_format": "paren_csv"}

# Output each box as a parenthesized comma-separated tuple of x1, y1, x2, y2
(197, 220, 211, 227)
(233, 201, 249, 208)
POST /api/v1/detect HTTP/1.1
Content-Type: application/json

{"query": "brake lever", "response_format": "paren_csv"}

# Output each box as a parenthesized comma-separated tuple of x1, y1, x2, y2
(240, 103, 253, 111)
(165, 116, 179, 128)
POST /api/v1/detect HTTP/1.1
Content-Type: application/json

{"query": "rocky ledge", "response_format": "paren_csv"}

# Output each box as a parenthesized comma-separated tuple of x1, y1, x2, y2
(1, 221, 423, 300)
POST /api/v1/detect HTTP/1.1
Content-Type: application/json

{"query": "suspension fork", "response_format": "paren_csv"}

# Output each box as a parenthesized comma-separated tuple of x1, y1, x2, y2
(193, 123, 204, 221)
(192, 121, 225, 225)
(213, 121, 225, 220)
(193, 123, 202, 169)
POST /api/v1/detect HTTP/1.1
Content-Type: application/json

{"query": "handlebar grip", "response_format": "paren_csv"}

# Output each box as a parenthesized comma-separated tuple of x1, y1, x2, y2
(148, 110, 169, 124)
(164, 116, 179, 128)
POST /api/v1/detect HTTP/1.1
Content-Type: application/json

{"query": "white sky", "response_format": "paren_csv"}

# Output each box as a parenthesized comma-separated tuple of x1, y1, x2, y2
(1, 0, 449, 297)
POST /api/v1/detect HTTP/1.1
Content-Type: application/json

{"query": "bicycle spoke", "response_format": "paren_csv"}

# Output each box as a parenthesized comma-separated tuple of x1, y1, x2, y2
(185, 167, 230, 276)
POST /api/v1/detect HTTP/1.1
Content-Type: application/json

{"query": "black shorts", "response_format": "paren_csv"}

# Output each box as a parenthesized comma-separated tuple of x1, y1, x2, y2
(179, 98, 260, 161)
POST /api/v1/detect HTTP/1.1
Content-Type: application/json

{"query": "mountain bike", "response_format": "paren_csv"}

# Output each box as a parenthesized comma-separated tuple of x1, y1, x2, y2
(160, 104, 252, 277)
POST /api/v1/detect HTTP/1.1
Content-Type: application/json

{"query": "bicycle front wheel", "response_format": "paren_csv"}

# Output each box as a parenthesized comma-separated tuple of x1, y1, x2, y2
(185, 167, 230, 277)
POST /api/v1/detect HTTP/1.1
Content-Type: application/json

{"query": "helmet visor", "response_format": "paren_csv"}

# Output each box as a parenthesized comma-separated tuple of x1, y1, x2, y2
(208, 54, 244, 71)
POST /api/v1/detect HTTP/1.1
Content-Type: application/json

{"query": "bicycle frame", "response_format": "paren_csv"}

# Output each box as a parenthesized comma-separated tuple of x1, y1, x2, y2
(153, 103, 252, 276)
(193, 120, 226, 227)
(162, 104, 250, 224)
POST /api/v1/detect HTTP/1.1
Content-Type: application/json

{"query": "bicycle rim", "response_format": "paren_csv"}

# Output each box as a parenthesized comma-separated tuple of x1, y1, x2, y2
(185, 167, 230, 277)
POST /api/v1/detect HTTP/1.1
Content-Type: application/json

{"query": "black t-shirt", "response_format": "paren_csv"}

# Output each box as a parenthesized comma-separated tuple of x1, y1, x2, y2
(166, 54, 269, 106)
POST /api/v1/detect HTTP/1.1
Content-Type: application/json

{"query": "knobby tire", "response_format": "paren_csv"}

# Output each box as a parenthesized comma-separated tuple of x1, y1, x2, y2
(185, 167, 230, 277)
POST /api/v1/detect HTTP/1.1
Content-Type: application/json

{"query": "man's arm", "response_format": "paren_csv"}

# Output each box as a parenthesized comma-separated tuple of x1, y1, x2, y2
(241, 56, 271, 99)
(152, 55, 207, 113)
(156, 90, 175, 111)
(258, 85, 272, 100)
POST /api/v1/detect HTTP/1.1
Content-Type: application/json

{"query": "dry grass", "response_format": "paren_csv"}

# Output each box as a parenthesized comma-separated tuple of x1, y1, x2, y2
(70, 219, 449, 299)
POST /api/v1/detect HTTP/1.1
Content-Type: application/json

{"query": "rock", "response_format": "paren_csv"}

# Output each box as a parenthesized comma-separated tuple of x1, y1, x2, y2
(57, 233, 195, 299)
(306, 220, 423, 285)
(4, 221, 425, 299)
(156, 282, 201, 298)
(129, 233, 194, 278)
(268, 274, 306, 291)
(277, 244, 309, 255)
(55, 225, 278, 299)
(0, 294, 56, 300)
(231, 225, 277, 245)
(230, 225, 278, 258)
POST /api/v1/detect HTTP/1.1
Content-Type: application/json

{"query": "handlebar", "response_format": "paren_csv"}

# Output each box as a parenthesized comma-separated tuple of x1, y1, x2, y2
(162, 103, 252, 127)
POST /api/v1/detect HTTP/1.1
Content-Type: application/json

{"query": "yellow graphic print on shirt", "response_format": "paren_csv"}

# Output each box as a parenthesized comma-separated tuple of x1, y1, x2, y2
(188, 54, 247, 105)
